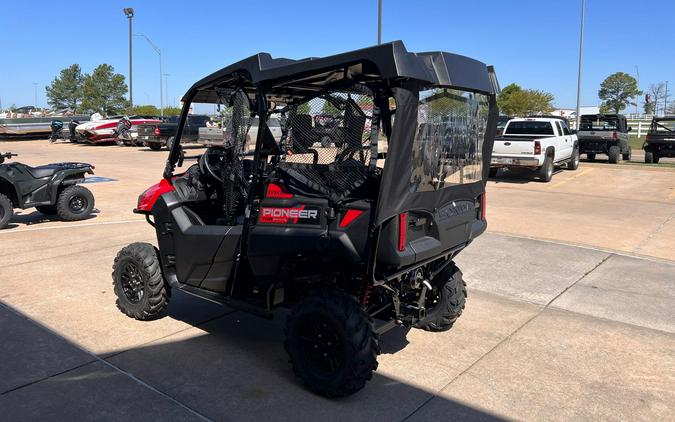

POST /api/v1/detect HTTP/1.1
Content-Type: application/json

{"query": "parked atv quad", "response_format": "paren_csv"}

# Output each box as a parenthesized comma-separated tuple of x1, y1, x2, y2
(644, 116, 675, 163)
(0, 152, 95, 229)
(111, 41, 499, 397)
(577, 114, 632, 163)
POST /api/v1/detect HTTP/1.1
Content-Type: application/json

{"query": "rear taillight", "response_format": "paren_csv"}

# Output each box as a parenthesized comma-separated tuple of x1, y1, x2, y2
(534, 141, 541, 155)
(153, 127, 161, 135)
(398, 212, 407, 252)
(612, 131, 618, 139)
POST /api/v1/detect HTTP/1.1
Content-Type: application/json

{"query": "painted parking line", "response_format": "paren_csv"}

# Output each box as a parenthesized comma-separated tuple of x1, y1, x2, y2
(548, 168, 594, 189)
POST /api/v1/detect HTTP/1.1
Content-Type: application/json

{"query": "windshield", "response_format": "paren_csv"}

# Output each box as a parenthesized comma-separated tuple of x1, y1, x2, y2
(580, 116, 619, 131)
(650, 119, 675, 134)
(504, 121, 554, 135)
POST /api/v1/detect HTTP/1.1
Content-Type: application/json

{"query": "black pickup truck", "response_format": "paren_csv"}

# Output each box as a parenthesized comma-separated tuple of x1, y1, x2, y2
(137, 114, 211, 150)
(644, 116, 675, 163)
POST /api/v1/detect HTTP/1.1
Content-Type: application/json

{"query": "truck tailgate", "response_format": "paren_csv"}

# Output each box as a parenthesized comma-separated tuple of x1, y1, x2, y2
(492, 136, 537, 156)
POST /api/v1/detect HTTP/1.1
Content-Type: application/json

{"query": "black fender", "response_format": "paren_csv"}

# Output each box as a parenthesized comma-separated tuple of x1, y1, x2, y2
(0, 175, 19, 207)
(47, 168, 93, 203)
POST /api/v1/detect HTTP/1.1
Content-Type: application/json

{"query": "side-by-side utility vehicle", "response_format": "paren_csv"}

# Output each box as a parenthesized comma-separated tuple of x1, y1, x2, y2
(111, 41, 500, 397)
(644, 116, 675, 163)
(577, 114, 631, 163)
(0, 152, 95, 229)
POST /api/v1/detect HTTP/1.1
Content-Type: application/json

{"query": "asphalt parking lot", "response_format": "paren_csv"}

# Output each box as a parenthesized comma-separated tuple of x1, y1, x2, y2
(1, 140, 674, 421)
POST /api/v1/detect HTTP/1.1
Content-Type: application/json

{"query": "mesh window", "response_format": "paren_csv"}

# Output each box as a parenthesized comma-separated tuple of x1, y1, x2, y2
(410, 88, 488, 192)
(273, 85, 377, 201)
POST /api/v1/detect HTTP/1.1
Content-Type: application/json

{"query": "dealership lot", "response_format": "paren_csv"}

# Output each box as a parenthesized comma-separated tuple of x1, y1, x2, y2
(1, 140, 674, 420)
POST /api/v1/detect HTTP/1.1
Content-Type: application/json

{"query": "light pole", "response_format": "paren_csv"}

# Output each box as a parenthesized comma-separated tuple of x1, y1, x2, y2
(635, 66, 640, 116)
(123, 8, 134, 110)
(377, 0, 382, 45)
(32, 83, 38, 110)
(574, 0, 585, 130)
(135, 34, 163, 116)
(163, 73, 169, 111)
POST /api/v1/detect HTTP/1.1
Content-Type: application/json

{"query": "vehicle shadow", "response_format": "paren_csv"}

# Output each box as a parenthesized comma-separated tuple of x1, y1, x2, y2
(488, 167, 563, 184)
(7, 209, 99, 227)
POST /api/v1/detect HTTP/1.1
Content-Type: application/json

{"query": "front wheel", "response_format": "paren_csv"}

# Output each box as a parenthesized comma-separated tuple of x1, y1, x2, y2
(414, 262, 467, 332)
(0, 193, 13, 229)
(148, 142, 162, 151)
(285, 289, 379, 397)
(622, 147, 631, 161)
(538, 155, 553, 182)
(112, 243, 170, 320)
(645, 151, 654, 163)
(56, 185, 95, 221)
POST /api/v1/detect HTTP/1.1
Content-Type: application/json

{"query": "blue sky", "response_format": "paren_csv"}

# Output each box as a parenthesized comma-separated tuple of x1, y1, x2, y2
(1, 0, 673, 110)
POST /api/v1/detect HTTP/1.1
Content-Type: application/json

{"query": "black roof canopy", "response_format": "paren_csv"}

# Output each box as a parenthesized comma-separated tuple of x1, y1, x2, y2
(186, 41, 499, 104)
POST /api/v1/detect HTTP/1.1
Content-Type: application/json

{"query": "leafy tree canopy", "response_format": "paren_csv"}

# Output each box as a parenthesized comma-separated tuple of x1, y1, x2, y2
(132, 105, 160, 116)
(45, 64, 84, 111)
(80, 64, 129, 116)
(598, 72, 640, 114)
(497, 83, 554, 116)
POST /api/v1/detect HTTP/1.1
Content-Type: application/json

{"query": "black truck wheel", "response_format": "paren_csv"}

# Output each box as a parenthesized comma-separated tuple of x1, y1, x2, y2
(414, 262, 467, 332)
(567, 147, 580, 170)
(285, 289, 379, 397)
(0, 193, 13, 229)
(56, 185, 95, 221)
(112, 242, 170, 320)
(538, 155, 553, 182)
(488, 167, 499, 178)
(608, 145, 621, 164)
(148, 142, 162, 151)
(587, 152, 596, 160)
(36, 205, 57, 215)
(645, 151, 654, 163)
(622, 147, 631, 161)
(166, 137, 175, 150)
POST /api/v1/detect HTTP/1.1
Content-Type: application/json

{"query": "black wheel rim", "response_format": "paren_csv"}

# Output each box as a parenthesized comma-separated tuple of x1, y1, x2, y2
(297, 315, 344, 375)
(120, 261, 144, 304)
(69, 196, 87, 213)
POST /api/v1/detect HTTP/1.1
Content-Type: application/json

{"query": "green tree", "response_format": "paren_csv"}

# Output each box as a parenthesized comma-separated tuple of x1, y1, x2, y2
(132, 105, 160, 116)
(321, 98, 341, 115)
(45, 64, 84, 111)
(81, 64, 129, 115)
(163, 106, 182, 116)
(598, 72, 640, 114)
(497, 83, 554, 116)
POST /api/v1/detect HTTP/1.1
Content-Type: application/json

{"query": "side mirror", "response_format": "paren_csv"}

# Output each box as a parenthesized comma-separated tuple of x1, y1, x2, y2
(627, 127, 632, 132)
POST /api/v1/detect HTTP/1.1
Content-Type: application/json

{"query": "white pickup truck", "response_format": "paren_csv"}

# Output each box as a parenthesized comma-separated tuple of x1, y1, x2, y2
(489, 117, 579, 182)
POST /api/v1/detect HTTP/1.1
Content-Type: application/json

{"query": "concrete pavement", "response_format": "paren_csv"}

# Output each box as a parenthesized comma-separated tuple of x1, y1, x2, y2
(0, 139, 674, 420)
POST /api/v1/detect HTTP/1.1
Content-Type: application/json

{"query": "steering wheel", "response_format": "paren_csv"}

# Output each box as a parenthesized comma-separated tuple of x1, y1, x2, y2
(198, 147, 227, 183)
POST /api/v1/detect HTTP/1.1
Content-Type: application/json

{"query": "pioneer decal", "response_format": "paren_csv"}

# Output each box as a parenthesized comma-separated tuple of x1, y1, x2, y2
(437, 200, 474, 221)
(259, 206, 321, 225)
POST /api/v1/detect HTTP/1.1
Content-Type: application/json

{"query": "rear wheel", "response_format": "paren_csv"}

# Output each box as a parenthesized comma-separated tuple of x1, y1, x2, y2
(285, 289, 379, 397)
(645, 151, 655, 163)
(567, 147, 580, 170)
(112, 242, 170, 320)
(488, 167, 499, 178)
(56, 185, 95, 221)
(622, 147, 631, 161)
(587, 152, 596, 160)
(148, 142, 162, 151)
(538, 155, 553, 182)
(608, 145, 621, 164)
(414, 262, 466, 332)
(166, 137, 175, 150)
(0, 193, 13, 229)
(36, 205, 57, 215)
